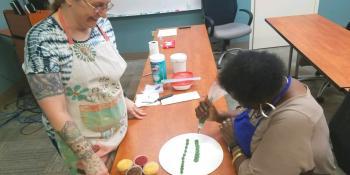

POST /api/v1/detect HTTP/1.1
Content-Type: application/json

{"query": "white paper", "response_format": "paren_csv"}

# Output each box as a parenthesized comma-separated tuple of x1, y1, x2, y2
(143, 84, 164, 94)
(157, 28, 177, 37)
(135, 93, 160, 107)
(161, 91, 200, 105)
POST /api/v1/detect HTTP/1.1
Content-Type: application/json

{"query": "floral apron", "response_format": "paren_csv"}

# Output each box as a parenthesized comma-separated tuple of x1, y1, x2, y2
(55, 10, 128, 174)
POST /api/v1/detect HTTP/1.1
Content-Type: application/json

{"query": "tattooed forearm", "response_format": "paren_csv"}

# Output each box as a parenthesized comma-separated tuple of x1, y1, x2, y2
(58, 121, 105, 174)
(26, 73, 64, 101)
(58, 121, 94, 160)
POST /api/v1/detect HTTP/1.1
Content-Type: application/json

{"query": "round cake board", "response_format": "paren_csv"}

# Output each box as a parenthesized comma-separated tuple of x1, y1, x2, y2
(159, 133, 223, 175)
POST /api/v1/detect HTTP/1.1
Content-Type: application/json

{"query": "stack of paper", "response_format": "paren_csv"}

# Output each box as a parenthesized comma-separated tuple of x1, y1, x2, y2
(157, 28, 177, 37)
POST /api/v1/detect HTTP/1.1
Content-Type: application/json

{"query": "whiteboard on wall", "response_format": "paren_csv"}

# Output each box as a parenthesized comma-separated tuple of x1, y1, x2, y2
(108, 0, 202, 17)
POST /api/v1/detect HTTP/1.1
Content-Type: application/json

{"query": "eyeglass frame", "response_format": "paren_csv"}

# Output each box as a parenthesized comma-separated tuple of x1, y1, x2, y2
(82, 0, 114, 13)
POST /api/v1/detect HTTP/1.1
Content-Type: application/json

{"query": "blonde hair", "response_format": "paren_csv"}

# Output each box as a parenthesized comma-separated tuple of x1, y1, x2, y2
(51, 0, 66, 12)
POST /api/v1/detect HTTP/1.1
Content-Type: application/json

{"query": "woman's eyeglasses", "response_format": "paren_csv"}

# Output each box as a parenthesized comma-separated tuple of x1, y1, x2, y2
(83, 0, 114, 13)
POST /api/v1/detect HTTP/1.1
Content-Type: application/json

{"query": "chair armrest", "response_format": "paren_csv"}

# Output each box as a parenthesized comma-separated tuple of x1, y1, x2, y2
(204, 15, 215, 37)
(239, 9, 253, 25)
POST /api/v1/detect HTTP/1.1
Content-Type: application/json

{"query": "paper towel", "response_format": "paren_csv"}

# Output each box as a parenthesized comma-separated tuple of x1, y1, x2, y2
(148, 41, 159, 55)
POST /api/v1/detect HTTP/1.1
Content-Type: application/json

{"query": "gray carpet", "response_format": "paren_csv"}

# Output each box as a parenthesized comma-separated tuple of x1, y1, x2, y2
(0, 117, 69, 175)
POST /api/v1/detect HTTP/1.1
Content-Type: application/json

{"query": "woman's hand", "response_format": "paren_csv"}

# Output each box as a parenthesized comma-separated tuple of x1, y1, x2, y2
(195, 98, 228, 123)
(125, 98, 146, 119)
(77, 148, 110, 175)
(84, 154, 110, 175)
(93, 142, 115, 163)
(220, 118, 237, 150)
(77, 144, 111, 172)
(195, 98, 218, 122)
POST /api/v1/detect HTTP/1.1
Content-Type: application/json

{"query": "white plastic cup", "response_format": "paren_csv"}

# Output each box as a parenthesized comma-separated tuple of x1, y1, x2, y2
(170, 53, 187, 73)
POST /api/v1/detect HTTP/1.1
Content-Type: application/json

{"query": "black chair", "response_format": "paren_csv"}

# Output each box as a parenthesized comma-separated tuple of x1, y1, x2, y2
(329, 21, 350, 174)
(330, 93, 350, 174)
(202, 0, 253, 68)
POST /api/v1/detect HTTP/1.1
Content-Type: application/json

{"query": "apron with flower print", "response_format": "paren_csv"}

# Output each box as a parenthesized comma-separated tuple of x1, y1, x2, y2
(55, 10, 127, 174)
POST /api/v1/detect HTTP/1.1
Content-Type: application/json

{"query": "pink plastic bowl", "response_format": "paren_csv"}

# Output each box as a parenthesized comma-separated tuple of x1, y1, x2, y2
(171, 72, 193, 90)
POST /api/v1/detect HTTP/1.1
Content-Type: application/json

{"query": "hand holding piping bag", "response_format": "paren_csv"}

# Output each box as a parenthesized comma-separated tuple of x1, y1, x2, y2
(195, 81, 228, 133)
(195, 97, 218, 133)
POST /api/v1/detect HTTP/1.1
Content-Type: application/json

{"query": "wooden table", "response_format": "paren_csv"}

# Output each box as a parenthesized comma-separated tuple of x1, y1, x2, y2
(266, 14, 350, 91)
(111, 24, 236, 175)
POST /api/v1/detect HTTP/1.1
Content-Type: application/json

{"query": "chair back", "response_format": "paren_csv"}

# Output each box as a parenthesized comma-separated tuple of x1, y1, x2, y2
(329, 24, 350, 174)
(330, 93, 350, 174)
(202, 0, 238, 26)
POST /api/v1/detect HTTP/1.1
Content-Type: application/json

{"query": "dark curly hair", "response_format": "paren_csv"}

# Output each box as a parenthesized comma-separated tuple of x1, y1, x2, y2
(218, 51, 286, 107)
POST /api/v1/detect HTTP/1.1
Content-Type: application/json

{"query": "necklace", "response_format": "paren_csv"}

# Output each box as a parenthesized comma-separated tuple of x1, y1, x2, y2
(58, 8, 97, 62)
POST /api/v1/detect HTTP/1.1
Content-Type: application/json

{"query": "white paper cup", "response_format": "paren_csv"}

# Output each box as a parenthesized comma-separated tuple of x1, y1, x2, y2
(170, 53, 187, 73)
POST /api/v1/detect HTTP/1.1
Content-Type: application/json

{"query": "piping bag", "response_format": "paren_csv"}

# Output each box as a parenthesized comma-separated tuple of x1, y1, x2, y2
(197, 81, 228, 133)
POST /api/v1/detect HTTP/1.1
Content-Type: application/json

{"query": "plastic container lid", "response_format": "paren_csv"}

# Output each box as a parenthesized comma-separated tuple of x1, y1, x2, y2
(126, 165, 143, 175)
(116, 159, 133, 172)
(170, 53, 187, 62)
(143, 161, 160, 175)
(134, 155, 148, 167)
(150, 53, 165, 63)
(171, 72, 193, 90)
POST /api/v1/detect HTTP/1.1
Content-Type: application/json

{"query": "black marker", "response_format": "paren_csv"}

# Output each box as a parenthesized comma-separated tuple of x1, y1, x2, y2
(157, 94, 174, 102)
(178, 26, 191, 29)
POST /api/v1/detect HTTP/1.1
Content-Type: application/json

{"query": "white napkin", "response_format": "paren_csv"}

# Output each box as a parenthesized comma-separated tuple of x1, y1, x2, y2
(135, 93, 160, 107)
(157, 28, 177, 37)
(143, 84, 164, 94)
(161, 91, 200, 105)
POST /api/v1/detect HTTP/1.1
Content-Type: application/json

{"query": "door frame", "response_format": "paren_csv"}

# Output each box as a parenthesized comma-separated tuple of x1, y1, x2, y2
(249, 0, 320, 49)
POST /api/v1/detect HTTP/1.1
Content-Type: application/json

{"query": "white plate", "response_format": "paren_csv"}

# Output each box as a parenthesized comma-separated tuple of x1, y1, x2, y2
(159, 133, 223, 175)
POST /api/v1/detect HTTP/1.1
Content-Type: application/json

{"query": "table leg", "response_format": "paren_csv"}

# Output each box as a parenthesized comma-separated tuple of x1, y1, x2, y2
(288, 46, 293, 76)
(294, 52, 301, 79)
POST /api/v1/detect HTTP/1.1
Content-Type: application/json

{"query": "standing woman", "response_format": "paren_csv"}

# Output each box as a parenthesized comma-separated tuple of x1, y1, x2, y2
(23, 0, 146, 174)
(196, 51, 335, 175)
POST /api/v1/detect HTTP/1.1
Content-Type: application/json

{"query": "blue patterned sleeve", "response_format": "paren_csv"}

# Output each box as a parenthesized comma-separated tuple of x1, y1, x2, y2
(23, 23, 62, 74)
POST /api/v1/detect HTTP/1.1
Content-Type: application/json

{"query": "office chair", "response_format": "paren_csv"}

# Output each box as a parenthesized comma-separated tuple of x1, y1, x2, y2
(295, 21, 350, 102)
(201, 0, 253, 68)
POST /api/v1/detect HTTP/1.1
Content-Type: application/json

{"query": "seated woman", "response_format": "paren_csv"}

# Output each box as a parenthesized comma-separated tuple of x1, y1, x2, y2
(196, 51, 336, 175)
